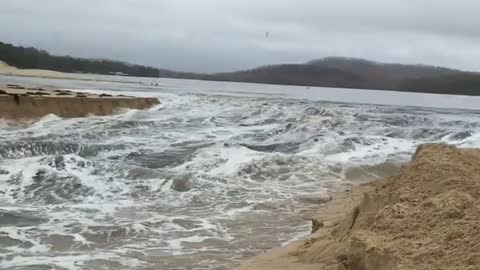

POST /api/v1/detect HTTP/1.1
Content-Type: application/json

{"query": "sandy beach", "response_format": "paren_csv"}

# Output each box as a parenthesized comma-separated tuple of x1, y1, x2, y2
(238, 144, 480, 270)
(0, 83, 159, 121)
(0, 61, 135, 83)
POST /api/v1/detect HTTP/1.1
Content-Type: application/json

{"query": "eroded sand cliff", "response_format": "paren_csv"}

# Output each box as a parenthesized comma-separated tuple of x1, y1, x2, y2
(0, 84, 159, 120)
(239, 144, 480, 270)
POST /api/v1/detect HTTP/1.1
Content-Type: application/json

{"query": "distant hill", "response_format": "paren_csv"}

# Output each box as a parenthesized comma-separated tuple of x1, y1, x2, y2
(206, 58, 480, 95)
(306, 57, 462, 89)
(208, 64, 363, 88)
(0, 41, 162, 77)
(2, 41, 480, 95)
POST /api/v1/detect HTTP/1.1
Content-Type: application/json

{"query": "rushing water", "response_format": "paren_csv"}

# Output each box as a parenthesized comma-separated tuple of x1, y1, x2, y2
(1, 75, 480, 270)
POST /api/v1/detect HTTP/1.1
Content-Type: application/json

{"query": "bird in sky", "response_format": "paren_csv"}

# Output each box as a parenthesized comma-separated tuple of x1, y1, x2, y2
(265, 32, 269, 38)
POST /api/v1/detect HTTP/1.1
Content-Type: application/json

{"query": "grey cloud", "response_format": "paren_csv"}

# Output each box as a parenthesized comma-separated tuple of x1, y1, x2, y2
(1, 0, 480, 72)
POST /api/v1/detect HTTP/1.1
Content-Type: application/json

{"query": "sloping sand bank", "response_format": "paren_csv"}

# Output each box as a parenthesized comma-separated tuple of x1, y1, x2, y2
(0, 61, 133, 82)
(0, 84, 159, 120)
(238, 144, 480, 270)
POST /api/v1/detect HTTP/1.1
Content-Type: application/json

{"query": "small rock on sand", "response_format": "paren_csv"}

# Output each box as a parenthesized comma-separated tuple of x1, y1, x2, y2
(26, 92, 49, 96)
(6, 84, 24, 89)
(27, 87, 45, 91)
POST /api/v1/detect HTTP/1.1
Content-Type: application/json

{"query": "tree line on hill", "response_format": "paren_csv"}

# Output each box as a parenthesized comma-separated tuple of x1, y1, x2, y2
(2, 41, 480, 95)
(0, 41, 160, 77)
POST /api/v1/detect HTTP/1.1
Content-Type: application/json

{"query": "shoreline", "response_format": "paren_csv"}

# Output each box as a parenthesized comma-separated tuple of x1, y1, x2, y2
(0, 84, 159, 121)
(237, 182, 376, 270)
(237, 144, 480, 270)
(0, 72, 140, 84)
(0, 61, 139, 84)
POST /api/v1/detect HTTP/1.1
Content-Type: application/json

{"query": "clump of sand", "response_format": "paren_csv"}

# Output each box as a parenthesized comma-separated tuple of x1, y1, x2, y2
(239, 144, 480, 270)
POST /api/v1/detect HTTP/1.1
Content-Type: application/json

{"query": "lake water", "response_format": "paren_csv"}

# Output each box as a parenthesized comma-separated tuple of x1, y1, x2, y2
(1, 75, 480, 269)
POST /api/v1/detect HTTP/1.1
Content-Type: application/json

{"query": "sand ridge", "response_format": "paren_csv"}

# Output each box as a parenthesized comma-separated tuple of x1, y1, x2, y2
(0, 84, 159, 121)
(0, 61, 136, 83)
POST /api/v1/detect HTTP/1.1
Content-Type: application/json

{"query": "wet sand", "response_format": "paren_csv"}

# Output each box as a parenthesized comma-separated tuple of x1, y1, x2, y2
(0, 84, 159, 121)
(236, 183, 374, 270)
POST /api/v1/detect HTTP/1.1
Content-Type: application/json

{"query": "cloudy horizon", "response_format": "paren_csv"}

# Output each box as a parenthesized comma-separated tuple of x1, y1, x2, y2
(1, 0, 480, 73)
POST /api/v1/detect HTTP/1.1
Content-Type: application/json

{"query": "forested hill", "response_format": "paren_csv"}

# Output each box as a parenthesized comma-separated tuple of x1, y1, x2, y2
(2, 41, 480, 95)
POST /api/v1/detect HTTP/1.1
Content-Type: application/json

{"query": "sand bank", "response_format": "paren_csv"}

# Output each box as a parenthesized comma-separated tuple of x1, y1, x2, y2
(238, 144, 480, 270)
(0, 61, 135, 83)
(0, 84, 159, 121)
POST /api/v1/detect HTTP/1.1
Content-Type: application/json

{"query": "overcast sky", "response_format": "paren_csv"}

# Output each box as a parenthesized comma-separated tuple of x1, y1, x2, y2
(1, 0, 480, 73)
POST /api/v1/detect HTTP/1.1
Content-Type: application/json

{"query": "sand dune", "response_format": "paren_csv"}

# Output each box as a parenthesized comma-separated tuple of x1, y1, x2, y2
(238, 144, 480, 270)
(0, 61, 132, 82)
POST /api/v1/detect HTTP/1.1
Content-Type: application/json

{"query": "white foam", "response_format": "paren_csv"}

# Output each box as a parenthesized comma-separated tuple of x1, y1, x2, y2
(164, 235, 211, 255)
(2, 77, 480, 269)
(0, 253, 142, 270)
(324, 136, 415, 165)
(67, 235, 89, 247)
(174, 145, 265, 176)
